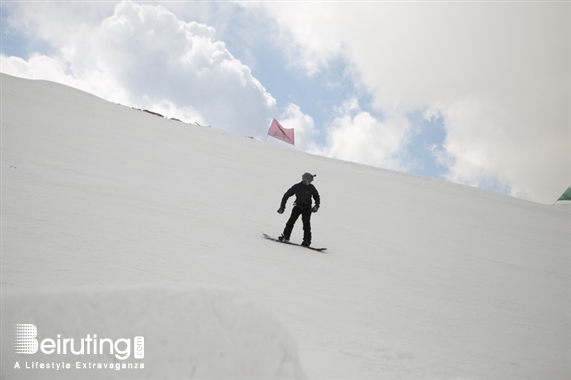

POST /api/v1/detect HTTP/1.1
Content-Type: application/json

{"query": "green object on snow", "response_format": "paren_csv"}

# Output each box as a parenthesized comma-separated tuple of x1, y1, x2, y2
(557, 187, 571, 201)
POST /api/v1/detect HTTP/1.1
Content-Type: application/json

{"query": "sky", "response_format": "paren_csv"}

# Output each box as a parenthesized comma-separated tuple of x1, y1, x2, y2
(1, 0, 569, 204)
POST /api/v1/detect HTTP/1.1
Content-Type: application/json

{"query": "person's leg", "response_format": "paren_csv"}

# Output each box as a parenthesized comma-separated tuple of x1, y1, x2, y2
(301, 208, 312, 245)
(282, 207, 302, 240)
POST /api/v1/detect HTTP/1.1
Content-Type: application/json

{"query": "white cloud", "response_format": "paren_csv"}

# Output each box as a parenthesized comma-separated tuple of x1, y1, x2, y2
(313, 98, 411, 172)
(433, 98, 569, 203)
(242, 2, 344, 77)
(251, 2, 570, 203)
(3, 1, 568, 203)
(140, 96, 206, 126)
(2, 54, 68, 82)
(1, 53, 131, 104)
(275, 103, 317, 150)
(1, 1, 280, 137)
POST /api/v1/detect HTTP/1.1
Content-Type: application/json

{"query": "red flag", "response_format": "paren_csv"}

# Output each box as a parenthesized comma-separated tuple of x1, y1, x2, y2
(267, 118, 295, 145)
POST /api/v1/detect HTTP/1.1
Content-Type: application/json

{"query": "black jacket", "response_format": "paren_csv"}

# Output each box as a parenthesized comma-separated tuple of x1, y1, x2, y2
(281, 182, 320, 210)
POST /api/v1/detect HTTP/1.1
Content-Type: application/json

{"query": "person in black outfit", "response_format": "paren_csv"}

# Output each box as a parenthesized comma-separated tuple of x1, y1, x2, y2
(277, 172, 320, 247)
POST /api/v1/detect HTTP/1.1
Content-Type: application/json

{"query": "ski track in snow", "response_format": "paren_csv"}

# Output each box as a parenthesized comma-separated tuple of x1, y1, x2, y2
(2, 74, 570, 379)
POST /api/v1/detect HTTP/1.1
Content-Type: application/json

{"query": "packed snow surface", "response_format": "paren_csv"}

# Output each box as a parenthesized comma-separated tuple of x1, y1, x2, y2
(2, 74, 569, 379)
(2, 285, 304, 379)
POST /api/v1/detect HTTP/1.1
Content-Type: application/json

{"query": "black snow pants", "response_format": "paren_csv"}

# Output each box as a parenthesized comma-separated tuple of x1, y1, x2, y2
(283, 206, 312, 244)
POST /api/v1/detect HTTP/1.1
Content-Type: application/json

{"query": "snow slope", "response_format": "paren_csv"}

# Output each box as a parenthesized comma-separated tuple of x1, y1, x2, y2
(2, 285, 305, 379)
(1, 73, 569, 379)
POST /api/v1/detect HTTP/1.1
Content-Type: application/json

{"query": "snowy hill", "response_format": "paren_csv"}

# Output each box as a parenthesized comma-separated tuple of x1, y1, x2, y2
(1, 73, 569, 379)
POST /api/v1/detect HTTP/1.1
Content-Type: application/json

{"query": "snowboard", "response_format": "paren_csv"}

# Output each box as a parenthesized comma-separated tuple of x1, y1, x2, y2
(263, 233, 327, 252)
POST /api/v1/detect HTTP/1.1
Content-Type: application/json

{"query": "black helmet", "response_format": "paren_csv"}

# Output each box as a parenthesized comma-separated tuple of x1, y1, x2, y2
(302, 172, 315, 184)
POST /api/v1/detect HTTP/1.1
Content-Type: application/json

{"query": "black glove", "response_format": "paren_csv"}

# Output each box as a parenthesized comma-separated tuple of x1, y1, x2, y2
(277, 207, 285, 214)
(312, 205, 320, 213)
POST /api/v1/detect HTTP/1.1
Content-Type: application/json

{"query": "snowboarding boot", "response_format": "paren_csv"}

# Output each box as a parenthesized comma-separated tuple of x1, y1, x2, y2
(278, 234, 290, 242)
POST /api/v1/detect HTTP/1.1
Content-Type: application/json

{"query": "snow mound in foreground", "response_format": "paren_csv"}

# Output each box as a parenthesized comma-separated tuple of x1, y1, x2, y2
(2, 285, 306, 380)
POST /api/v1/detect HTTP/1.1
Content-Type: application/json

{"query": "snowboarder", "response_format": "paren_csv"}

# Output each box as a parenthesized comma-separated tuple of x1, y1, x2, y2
(277, 172, 320, 247)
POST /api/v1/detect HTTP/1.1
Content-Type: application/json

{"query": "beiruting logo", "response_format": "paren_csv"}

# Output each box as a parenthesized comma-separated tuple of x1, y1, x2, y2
(13, 324, 39, 354)
(12, 324, 144, 360)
